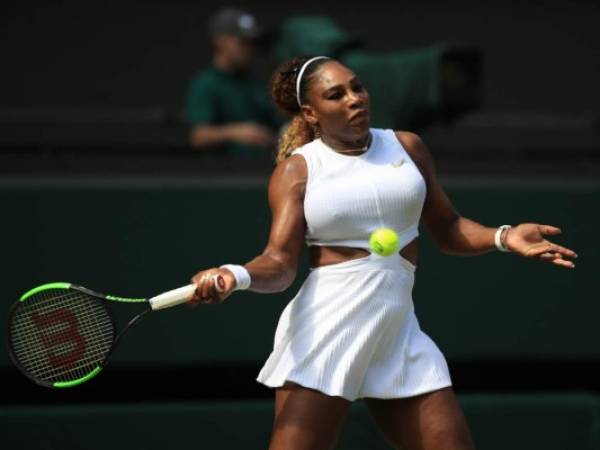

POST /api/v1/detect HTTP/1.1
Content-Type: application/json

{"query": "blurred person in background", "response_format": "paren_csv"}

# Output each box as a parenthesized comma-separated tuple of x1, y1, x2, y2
(185, 7, 283, 159)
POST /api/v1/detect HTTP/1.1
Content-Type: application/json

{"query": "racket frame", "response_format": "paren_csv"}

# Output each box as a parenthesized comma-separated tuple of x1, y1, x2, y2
(7, 282, 150, 389)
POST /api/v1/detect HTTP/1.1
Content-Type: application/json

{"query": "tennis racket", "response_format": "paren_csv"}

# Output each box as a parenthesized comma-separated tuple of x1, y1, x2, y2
(7, 277, 223, 389)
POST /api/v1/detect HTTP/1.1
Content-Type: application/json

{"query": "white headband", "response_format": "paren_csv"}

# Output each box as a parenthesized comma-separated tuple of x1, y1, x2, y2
(296, 56, 330, 107)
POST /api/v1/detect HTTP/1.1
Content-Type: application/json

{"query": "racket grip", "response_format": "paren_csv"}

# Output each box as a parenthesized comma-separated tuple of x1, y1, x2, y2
(148, 275, 225, 311)
(149, 284, 196, 310)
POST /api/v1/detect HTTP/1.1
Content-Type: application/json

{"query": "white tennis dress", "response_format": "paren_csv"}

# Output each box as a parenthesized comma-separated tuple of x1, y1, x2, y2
(256, 128, 452, 401)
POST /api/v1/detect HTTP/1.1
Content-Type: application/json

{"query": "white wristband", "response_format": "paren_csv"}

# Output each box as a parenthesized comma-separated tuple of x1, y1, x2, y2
(219, 264, 251, 291)
(494, 225, 512, 252)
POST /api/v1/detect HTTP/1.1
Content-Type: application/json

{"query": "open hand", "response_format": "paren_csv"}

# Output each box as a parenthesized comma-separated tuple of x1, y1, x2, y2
(505, 223, 578, 269)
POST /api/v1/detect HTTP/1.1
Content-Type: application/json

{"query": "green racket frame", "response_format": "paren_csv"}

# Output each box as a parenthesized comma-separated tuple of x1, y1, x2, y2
(7, 282, 149, 389)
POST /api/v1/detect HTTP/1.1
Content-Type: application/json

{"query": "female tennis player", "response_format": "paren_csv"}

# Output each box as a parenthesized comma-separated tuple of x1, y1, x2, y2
(189, 56, 577, 450)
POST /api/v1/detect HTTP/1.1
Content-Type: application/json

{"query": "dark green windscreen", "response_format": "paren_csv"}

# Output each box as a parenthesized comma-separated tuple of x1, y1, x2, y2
(1, 177, 596, 367)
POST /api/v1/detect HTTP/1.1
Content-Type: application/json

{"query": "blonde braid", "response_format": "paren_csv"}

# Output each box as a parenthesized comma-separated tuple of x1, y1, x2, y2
(276, 115, 317, 163)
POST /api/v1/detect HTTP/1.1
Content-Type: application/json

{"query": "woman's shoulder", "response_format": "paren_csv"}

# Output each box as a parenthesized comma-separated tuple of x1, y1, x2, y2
(393, 130, 436, 178)
(271, 153, 308, 189)
(291, 137, 322, 156)
(371, 128, 427, 163)
(393, 130, 423, 149)
(370, 128, 422, 150)
(267, 153, 308, 204)
(290, 138, 323, 176)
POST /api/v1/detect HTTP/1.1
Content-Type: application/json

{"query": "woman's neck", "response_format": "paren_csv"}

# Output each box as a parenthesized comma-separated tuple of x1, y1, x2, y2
(321, 132, 372, 154)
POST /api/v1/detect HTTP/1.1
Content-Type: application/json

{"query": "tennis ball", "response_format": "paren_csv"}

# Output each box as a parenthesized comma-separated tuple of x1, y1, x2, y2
(369, 228, 400, 257)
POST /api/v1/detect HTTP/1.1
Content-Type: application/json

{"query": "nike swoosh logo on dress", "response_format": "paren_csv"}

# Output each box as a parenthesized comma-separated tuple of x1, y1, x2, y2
(391, 158, 405, 168)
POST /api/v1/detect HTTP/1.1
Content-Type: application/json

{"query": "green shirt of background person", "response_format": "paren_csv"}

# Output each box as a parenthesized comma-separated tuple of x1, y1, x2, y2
(186, 7, 283, 159)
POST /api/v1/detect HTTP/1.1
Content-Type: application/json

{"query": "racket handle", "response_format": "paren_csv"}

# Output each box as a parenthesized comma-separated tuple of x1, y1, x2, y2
(149, 284, 196, 310)
(148, 275, 225, 311)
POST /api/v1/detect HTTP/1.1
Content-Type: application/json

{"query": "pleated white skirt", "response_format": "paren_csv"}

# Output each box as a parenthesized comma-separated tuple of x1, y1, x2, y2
(256, 252, 452, 401)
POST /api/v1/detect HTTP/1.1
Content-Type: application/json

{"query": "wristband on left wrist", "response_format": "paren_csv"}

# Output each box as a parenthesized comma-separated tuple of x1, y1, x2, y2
(494, 225, 512, 252)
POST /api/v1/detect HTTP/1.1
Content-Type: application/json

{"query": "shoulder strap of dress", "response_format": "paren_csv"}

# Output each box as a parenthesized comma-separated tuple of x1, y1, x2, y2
(375, 129, 409, 160)
(388, 130, 427, 174)
(291, 142, 319, 183)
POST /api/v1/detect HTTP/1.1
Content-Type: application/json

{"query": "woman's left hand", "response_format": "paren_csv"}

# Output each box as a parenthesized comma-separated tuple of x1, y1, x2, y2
(504, 223, 578, 269)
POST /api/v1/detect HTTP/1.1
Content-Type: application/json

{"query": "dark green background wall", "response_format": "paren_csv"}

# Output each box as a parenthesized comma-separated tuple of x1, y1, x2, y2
(1, 176, 596, 367)
(2, 1, 599, 114)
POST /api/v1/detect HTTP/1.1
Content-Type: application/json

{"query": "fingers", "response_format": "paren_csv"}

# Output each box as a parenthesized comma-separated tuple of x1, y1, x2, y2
(525, 239, 577, 259)
(546, 253, 576, 269)
(198, 273, 223, 304)
(534, 248, 576, 269)
(546, 242, 577, 260)
(214, 274, 225, 293)
(538, 224, 562, 235)
(188, 270, 227, 306)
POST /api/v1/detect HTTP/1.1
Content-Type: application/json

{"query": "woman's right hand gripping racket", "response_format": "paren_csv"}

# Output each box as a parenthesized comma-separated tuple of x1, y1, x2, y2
(7, 276, 224, 389)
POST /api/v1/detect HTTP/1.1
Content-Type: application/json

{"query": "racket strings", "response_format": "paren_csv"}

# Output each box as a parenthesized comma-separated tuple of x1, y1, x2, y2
(10, 288, 115, 384)
(11, 295, 106, 382)
(11, 323, 114, 377)
(26, 290, 113, 378)
(11, 294, 111, 344)
(10, 290, 100, 340)
(11, 293, 112, 383)
(10, 290, 105, 336)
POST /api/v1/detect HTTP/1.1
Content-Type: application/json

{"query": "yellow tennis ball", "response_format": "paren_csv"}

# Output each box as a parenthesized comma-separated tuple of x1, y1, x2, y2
(369, 228, 400, 256)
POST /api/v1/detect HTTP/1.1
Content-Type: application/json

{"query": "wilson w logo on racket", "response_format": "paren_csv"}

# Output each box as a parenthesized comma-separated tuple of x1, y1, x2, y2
(30, 308, 87, 369)
(8, 279, 223, 389)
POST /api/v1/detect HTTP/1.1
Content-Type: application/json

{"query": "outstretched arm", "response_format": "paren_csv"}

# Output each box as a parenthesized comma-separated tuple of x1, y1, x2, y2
(396, 131, 577, 268)
(242, 154, 307, 292)
(188, 154, 307, 304)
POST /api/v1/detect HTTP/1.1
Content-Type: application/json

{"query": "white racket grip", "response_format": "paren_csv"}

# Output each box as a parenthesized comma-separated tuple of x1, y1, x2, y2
(148, 275, 225, 311)
(149, 284, 196, 311)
